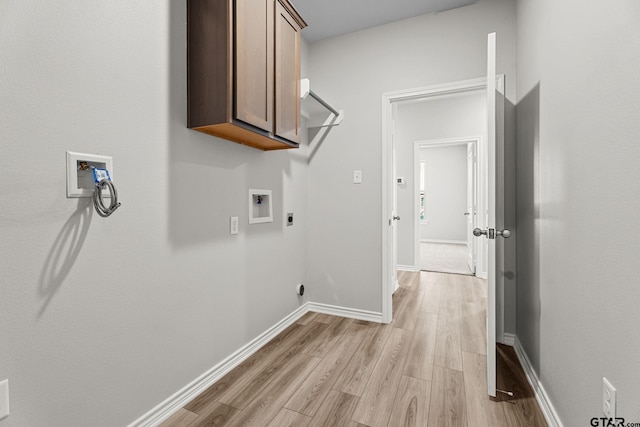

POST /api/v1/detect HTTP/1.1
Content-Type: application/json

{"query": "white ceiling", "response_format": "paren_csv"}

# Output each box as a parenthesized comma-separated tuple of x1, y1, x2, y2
(290, 0, 478, 43)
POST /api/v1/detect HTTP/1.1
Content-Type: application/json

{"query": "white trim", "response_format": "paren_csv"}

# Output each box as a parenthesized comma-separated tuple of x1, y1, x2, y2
(397, 264, 419, 272)
(127, 302, 384, 426)
(513, 337, 564, 427)
(382, 77, 489, 102)
(421, 239, 468, 245)
(127, 304, 310, 427)
(501, 332, 515, 346)
(416, 137, 478, 148)
(307, 302, 383, 323)
(381, 92, 393, 324)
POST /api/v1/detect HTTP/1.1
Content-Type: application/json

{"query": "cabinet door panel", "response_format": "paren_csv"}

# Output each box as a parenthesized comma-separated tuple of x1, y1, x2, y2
(274, 0, 301, 143)
(235, 0, 273, 132)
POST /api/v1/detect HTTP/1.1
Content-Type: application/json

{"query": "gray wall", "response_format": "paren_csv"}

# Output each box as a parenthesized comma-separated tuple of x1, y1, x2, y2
(0, 1, 309, 426)
(394, 92, 486, 267)
(516, 0, 640, 423)
(307, 0, 517, 332)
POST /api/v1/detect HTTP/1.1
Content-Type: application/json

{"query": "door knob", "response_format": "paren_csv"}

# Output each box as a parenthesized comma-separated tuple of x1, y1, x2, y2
(497, 229, 511, 238)
(393, 215, 401, 221)
(473, 228, 486, 237)
(464, 212, 470, 216)
(473, 228, 511, 239)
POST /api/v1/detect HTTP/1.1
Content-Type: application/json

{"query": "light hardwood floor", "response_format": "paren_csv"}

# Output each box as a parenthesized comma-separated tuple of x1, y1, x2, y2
(160, 271, 547, 427)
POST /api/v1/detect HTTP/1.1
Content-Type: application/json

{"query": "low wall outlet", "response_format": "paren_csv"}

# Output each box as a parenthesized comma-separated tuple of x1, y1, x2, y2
(353, 170, 362, 184)
(0, 379, 9, 420)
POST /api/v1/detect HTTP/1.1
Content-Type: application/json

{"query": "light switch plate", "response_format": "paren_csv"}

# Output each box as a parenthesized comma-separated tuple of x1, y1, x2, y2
(230, 216, 239, 235)
(353, 170, 362, 184)
(0, 379, 9, 420)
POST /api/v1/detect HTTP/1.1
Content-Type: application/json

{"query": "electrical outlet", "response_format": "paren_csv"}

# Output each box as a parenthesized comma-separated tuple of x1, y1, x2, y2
(353, 170, 362, 184)
(603, 377, 616, 418)
(230, 216, 239, 235)
(0, 379, 9, 420)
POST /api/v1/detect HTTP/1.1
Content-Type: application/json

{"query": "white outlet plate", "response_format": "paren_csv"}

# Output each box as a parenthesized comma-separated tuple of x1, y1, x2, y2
(230, 216, 239, 235)
(66, 151, 114, 198)
(0, 379, 9, 420)
(353, 170, 362, 184)
(603, 377, 616, 418)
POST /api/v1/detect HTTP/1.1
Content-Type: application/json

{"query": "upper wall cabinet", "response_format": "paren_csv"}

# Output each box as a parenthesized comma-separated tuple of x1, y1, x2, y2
(187, 0, 306, 151)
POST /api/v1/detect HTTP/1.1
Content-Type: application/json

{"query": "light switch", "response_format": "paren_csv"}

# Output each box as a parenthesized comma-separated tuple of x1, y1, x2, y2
(353, 170, 362, 184)
(230, 216, 239, 235)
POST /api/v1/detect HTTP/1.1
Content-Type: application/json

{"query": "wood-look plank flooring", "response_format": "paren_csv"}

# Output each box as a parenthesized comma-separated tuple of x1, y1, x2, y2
(160, 271, 547, 427)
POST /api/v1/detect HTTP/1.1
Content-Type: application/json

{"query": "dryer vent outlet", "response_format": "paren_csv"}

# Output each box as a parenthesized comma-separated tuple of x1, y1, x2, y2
(296, 284, 305, 296)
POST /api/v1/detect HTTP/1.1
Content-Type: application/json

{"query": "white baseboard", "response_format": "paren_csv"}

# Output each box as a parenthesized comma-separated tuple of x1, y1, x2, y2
(513, 337, 564, 427)
(128, 301, 383, 426)
(501, 332, 516, 346)
(307, 302, 383, 323)
(127, 303, 310, 427)
(397, 265, 419, 272)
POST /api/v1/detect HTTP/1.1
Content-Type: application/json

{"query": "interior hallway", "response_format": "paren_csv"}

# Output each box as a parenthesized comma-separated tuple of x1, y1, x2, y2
(161, 271, 546, 426)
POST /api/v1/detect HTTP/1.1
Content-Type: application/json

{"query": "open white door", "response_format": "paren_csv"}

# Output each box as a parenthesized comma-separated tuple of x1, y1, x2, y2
(474, 32, 508, 398)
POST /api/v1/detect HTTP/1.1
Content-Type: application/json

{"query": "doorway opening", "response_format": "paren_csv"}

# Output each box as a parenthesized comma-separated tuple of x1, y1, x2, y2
(382, 58, 505, 397)
(415, 138, 480, 276)
(381, 75, 503, 327)
(382, 78, 492, 324)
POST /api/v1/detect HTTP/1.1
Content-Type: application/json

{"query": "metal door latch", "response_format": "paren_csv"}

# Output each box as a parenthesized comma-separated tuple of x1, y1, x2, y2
(473, 228, 511, 239)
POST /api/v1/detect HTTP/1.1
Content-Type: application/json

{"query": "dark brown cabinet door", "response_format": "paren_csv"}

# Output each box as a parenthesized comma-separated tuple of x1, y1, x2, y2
(235, 0, 274, 133)
(274, 0, 302, 143)
(187, 0, 305, 150)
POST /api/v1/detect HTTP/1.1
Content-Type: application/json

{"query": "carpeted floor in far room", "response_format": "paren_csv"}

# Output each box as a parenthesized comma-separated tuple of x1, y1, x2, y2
(420, 242, 473, 275)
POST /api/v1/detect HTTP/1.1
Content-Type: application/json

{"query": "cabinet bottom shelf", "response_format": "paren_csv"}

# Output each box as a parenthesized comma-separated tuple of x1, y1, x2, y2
(192, 122, 298, 151)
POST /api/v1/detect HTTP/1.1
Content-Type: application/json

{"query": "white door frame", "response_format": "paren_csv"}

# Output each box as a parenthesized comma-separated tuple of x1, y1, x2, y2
(381, 76, 504, 330)
(413, 137, 481, 273)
